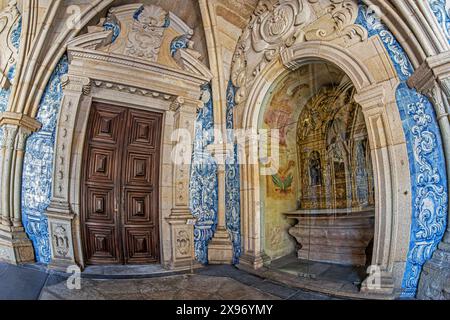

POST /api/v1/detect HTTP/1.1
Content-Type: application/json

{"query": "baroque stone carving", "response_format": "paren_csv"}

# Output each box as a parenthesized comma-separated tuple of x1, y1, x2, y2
(125, 5, 169, 61)
(93, 80, 173, 100)
(231, 0, 366, 106)
(52, 225, 69, 258)
(176, 230, 190, 256)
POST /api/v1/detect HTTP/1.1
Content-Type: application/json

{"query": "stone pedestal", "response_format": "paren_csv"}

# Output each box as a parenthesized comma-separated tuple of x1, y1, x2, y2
(45, 202, 77, 271)
(208, 227, 233, 264)
(166, 209, 195, 269)
(0, 226, 34, 264)
(285, 208, 375, 266)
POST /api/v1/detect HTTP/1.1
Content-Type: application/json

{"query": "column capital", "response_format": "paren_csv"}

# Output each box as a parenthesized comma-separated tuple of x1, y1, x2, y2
(0, 112, 41, 133)
(170, 96, 203, 113)
(408, 51, 450, 93)
(61, 74, 91, 95)
(353, 84, 386, 111)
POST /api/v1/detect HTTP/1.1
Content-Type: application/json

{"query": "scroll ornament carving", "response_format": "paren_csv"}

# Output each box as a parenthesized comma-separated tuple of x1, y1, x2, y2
(176, 230, 190, 256)
(125, 5, 169, 61)
(304, 0, 367, 44)
(231, 0, 367, 106)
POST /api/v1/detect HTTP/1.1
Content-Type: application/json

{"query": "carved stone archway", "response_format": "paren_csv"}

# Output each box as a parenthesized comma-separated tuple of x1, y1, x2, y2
(44, 4, 212, 270)
(231, 1, 417, 297)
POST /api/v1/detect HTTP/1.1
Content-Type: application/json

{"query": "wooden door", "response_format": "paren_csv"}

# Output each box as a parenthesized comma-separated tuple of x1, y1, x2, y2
(81, 103, 162, 265)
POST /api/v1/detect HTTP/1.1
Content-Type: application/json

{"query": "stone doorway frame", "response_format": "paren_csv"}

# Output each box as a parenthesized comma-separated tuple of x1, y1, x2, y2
(44, 32, 211, 271)
(236, 41, 413, 296)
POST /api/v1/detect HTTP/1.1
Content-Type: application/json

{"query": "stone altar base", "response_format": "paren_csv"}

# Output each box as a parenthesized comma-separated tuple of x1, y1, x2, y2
(285, 208, 375, 266)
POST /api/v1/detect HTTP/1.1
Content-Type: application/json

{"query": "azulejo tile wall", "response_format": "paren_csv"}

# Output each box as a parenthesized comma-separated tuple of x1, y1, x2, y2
(189, 83, 219, 264)
(225, 81, 241, 264)
(21, 55, 68, 264)
(356, 3, 449, 298)
(428, 0, 450, 44)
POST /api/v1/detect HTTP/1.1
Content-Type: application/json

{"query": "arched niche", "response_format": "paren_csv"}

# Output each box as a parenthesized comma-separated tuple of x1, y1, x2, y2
(234, 37, 412, 296)
(258, 61, 377, 282)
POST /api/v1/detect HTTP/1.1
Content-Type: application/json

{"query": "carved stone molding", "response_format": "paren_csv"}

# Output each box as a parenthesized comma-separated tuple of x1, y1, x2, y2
(167, 216, 195, 268)
(304, 0, 368, 46)
(353, 84, 386, 112)
(61, 75, 91, 95)
(0, 112, 41, 133)
(93, 80, 174, 101)
(173, 48, 214, 80)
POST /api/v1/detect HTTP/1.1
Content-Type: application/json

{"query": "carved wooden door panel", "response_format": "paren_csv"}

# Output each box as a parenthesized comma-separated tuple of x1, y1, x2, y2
(121, 109, 161, 264)
(81, 103, 161, 265)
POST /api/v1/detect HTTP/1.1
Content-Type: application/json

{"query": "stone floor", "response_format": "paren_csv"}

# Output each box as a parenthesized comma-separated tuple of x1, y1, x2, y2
(270, 254, 366, 286)
(242, 254, 370, 299)
(0, 262, 338, 300)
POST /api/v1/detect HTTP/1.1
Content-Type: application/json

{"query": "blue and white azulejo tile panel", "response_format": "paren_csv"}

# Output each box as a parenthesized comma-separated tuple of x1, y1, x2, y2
(21, 55, 69, 264)
(189, 83, 219, 264)
(356, 2, 448, 298)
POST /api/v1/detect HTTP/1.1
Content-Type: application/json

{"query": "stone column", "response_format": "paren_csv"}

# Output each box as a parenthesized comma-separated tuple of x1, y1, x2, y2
(0, 113, 41, 264)
(45, 74, 91, 270)
(354, 85, 395, 295)
(236, 133, 267, 269)
(166, 97, 202, 269)
(207, 142, 234, 264)
(408, 52, 450, 300)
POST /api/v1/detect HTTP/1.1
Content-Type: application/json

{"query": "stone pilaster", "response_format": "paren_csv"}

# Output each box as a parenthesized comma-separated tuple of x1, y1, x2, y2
(207, 143, 234, 264)
(408, 52, 450, 300)
(354, 84, 395, 296)
(236, 133, 267, 269)
(45, 74, 91, 270)
(0, 113, 41, 264)
(166, 97, 201, 269)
